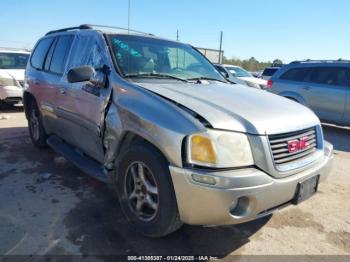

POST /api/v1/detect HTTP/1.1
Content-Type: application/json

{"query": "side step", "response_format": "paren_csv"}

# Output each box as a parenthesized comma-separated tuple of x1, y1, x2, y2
(47, 135, 108, 183)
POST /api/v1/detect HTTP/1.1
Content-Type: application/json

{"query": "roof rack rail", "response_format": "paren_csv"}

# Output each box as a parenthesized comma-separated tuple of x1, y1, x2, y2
(45, 25, 92, 36)
(80, 24, 154, 36)
(290, 59, 350, 64)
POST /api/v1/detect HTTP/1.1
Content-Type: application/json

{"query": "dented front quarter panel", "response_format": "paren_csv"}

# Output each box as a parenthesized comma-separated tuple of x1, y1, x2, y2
(103, 75, 204, 169)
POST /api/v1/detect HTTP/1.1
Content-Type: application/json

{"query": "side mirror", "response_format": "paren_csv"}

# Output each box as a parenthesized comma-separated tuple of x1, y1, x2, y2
(68, 66, 94, 83)
(67, 66, 106, 88)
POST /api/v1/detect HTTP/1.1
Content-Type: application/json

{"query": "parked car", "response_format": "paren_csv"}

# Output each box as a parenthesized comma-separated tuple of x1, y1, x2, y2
(24, 25, 333, 237)
(261, 67, 280, 80)
(0, 48, 30, 105)
(267, 60, 350, 126)
(215, 64, 267, 89)
(213, 64, 248, 86)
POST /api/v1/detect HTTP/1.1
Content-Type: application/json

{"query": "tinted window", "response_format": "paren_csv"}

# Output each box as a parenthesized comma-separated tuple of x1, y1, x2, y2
(280, 67, 312, 82)
(263, 68, 278, 76)
(50, 36, 73, 74)
(309, 67, 348, 86)
(31, 38, 54, 70)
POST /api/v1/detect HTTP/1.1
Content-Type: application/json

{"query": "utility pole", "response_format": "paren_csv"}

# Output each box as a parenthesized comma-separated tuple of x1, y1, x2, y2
(219, 31, 223, 64)
(176, 30, 179, 41)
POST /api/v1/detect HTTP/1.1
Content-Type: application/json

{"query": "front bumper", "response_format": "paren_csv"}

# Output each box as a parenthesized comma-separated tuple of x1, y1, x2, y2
(170, 141, 333, 226)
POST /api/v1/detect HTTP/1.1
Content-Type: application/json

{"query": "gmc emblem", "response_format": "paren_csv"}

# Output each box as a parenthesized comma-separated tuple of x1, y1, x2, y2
(288, 137, 309, 153)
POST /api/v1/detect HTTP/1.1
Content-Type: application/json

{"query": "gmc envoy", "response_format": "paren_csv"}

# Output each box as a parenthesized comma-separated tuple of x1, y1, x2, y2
(24, 25, 333, 237)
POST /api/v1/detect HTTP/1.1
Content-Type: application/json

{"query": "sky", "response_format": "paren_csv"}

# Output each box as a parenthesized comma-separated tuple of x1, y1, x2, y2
(0, 0, 349, 63)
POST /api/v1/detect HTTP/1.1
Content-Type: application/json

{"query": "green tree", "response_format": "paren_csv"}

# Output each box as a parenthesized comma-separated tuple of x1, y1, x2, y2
(222, 56, 279, 71)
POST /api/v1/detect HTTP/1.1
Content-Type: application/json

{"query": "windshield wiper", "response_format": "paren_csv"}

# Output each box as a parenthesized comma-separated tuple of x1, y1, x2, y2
(125, 73, 188, 82)
(187, 77, 227, 83)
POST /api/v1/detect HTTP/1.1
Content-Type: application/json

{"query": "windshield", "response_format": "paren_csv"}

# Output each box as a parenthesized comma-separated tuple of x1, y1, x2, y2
(225, 66, 252, 78)
(0, 52, 30, 69)
(109, 35, 224, 81)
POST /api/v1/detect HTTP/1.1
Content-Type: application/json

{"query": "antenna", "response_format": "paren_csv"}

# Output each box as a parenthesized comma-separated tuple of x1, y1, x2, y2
(219, 31, 223, 64)
(128, 0, 131, 34)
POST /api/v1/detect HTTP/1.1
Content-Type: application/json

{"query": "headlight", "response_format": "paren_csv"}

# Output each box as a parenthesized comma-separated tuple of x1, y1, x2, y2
(186, 129, 254, 168)
(0, 75, 18, 87)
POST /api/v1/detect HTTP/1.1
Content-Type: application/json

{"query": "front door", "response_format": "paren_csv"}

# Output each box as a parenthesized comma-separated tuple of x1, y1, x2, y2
(56, 32, 112, 163)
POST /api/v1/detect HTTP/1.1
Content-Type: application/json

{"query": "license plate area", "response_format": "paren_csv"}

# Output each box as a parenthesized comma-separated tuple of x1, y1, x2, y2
(293, 175, 320, 205)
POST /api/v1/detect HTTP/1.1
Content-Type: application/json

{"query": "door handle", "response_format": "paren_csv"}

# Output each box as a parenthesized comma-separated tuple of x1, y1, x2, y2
(59, 88, 67, 95)
(302, 86, 311, 91)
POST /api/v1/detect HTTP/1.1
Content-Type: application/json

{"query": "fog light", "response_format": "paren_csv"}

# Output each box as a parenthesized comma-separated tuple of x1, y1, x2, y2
(191, 174, 217, 185)
(230, 196, 250, 217)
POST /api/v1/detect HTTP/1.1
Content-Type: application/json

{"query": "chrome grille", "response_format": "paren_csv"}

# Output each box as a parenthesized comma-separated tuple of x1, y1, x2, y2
(269, 127, 317, 166)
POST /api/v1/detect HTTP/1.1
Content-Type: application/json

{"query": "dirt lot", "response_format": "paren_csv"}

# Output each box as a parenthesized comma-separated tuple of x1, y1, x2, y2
(0, 108, 350, 260)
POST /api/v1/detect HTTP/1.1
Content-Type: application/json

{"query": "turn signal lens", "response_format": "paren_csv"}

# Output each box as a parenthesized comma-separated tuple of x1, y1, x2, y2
(191, 174, 217, 185)
(190, 135, 217, 165)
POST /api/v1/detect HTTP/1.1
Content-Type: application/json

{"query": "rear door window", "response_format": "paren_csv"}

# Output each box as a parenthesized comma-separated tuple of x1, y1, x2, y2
(31, 37, 55, 70)
(280, 67, 312, 82)
(49, 35, 73, 75)
(309, 67, 348, 87)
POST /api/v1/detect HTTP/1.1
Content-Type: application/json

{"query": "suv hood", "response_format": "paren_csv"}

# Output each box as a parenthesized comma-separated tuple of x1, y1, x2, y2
(137, 82, 320, 135)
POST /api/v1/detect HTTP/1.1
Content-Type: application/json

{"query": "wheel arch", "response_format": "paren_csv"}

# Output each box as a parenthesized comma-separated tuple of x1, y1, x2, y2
(116, 131, 170, 165)
(23, 91, 37, 119)
(279, 91, 307, 106)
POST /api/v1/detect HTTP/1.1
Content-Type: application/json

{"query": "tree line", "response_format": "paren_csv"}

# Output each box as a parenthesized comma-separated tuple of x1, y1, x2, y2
(222, 56, 283, 72)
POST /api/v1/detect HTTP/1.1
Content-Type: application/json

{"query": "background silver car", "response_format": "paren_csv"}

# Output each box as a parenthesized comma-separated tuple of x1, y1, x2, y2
(267, 60, 350, 126)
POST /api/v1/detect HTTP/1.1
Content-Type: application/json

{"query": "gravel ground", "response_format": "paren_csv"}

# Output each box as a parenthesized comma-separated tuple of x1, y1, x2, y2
(0, 108, 349, 261)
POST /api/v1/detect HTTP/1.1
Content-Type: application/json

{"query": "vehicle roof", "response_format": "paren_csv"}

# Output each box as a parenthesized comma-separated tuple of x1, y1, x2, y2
(44, 24, 177, 43)
(0, 48, 31, 54)
(264, 67, 280, 69)
(220, 64, 241, 68)
(288, 60, 350, 66)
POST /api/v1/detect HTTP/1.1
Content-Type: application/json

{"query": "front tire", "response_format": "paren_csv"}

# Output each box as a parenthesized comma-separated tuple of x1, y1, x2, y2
(114, 143, 182, 237)
(28, 101, 47, 148)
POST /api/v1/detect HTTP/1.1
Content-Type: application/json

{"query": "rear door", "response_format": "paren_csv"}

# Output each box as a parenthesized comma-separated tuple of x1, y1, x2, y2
(43, 35, 76, 143)
(301, 66, 348, 124)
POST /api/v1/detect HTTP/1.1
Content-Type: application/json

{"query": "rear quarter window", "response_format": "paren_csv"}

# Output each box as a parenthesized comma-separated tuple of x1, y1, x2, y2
(30, 37, 55, 70)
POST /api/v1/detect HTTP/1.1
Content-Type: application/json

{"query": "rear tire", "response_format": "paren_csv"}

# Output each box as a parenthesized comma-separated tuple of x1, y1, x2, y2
(28, 101, 47, 148)
(113, 143, 182, 237)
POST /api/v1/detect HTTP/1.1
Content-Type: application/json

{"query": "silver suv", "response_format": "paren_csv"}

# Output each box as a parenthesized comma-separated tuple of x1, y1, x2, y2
(24, 25, 333, 237)
(267, 60, 350, 126)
